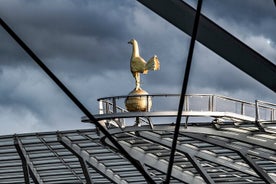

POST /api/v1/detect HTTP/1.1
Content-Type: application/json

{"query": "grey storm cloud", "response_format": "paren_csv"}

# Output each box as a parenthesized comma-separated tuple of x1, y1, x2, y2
(203, 0, 276, 48)
(0, 0, 275, 135)
(1, 1, 134, 69)
(204, 0, 276, 21)
(0, 0, 185, 75)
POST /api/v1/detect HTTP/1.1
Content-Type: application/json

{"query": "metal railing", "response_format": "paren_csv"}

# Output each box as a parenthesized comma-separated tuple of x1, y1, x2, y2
(97, 94, 276, 122)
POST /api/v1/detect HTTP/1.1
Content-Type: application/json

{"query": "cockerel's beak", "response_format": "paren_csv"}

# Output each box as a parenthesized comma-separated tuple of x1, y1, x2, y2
(128, 41, 131, 44)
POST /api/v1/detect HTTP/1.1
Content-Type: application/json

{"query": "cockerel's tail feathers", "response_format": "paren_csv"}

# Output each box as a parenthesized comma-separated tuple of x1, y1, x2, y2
(143, 70, 148, 74)
(146, 55, 160, 71)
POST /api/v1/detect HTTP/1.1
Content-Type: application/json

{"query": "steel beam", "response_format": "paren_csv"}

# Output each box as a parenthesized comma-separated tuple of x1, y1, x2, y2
(139, 131, 258, 177)
(58, 134, 93, 184)
(79, 159, 93, 184)
(105, 138, 207, 184)
(182, 127, 276, 151)
(167, 1, 202, 182)
(14, 136, 43, 184)
(14, 144, 30, 183)
(137, 0, 276, 92)
(185, 132, 275, 183)
(38, 136, 84, 183)
(184, 132, 276, 162)
(58, 135, 128, 184)
(106, 125, 276, 151)
(184, 153, 215, 184)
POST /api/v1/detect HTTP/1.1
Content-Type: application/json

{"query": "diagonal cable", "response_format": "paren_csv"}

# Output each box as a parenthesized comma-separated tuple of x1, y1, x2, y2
(164, 0, 203, 183)
(0, 18, 155, 184)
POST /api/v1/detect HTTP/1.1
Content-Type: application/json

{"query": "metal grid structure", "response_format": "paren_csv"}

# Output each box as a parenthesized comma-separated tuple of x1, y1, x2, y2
(1, 121, 276, 184)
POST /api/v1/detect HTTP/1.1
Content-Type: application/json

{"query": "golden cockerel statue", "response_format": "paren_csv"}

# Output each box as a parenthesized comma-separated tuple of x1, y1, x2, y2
(128, 39, 160, 90)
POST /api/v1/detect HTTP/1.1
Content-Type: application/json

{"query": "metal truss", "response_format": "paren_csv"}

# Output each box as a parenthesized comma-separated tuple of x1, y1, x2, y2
(184, 132, 275, 183)
(104, 137, 204, 184)
(14, 135, 43, 184)
(139, 131, 258, 178)
(0, 124, 273, 183)
(57, 133, 93, 184)
(58, 133, 128, 184)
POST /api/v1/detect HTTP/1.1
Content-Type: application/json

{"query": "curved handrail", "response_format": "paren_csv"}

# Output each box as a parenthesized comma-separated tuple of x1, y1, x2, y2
(97, 94, 275, 121)
(98, 94, 255, 106)
(81, 94, 276, 130)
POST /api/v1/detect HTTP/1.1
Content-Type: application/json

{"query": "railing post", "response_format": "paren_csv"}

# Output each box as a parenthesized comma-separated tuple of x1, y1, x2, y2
(255, 100, 259, 122)
(112, 97, 117, 114)
(270, 108, 275, 121)
(270, 109, 273, 121)
(105, 101, 109, 114)
(254, 100, 265, 131)
(241, 102, 244, 115)
(272, 109, 275, 121)
(99, 100, 104, 114)
(185, 95, 189, 111)
(212, 95, 215, 112)
(209, 95, 215, 111)
(146, 95, 150, 112)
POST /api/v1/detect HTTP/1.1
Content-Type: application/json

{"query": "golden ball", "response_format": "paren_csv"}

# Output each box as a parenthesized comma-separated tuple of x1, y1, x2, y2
(125, 88, 152, 112)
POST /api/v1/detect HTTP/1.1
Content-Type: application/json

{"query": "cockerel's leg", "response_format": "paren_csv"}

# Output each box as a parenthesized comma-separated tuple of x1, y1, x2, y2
(134, 72, 141, 90)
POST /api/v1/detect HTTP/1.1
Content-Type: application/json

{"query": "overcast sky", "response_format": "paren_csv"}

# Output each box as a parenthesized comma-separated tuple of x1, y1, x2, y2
(0, 0, 275, 135)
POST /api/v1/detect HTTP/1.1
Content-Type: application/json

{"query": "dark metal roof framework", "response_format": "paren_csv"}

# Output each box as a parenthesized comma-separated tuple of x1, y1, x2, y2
(165, 0, 202, 183)
(138, 0, 276, 92)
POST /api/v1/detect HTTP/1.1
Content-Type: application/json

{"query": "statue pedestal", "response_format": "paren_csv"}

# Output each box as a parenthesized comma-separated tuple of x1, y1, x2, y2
(125, 88, 152, 112)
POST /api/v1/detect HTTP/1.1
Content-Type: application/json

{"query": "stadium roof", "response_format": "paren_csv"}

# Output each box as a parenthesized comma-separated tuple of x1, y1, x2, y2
(2, 121, 276, 184)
